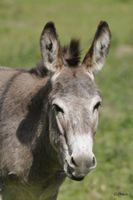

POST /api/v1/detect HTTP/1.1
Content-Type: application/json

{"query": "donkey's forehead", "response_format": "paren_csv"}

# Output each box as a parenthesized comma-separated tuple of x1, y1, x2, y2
(51, 66, 100, 99)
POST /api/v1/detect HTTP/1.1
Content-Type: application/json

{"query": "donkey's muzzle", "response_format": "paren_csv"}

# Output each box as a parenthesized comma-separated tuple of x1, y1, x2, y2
(70, 154, 96, 169)
(64, 153, 97, 181)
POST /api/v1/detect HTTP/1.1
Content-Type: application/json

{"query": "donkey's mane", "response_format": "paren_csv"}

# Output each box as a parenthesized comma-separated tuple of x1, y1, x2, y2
(30, 60, 49, 77)
(62, 39, 81, 67)
(30, 39, 81, 77)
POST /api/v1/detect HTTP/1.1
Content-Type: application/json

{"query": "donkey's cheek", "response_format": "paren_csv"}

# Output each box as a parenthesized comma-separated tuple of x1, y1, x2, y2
(92, 112, 99, 131)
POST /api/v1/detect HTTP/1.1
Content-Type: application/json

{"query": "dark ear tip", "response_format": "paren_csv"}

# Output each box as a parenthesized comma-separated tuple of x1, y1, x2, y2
(99, 21, 109, 27)
(98, 21, 110, 31)
(41, 21, 56, 36)
(98, 21, 111, 36)
(44, 21, 55, 29)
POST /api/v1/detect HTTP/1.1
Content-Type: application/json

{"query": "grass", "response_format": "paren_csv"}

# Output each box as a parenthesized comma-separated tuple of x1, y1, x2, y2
(0, 0, 133, 199)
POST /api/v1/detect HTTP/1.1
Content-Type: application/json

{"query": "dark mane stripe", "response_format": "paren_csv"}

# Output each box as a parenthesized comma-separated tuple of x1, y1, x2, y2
(63, 39, 81, 66)
(30, 60, 49, 77)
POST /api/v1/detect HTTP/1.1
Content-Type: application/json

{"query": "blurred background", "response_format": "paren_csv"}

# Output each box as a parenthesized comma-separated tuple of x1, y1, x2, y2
(0, 0, 132, 199)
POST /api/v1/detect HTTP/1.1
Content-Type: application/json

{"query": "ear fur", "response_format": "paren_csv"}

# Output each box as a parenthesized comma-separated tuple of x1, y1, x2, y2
(40, 22, 63, 72)
(83, 21, 111, 74)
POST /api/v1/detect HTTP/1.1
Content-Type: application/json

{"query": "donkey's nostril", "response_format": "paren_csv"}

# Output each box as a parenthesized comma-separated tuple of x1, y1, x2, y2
(92, 156, 96, 166)
(71, 156, 78, 167)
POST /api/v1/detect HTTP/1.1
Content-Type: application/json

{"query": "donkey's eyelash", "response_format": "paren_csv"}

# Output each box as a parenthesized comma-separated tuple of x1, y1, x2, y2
(53, 104, 64, 113)
(93, 102, 101, 111)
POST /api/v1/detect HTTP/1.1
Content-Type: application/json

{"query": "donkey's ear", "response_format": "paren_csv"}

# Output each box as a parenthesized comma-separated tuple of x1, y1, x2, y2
(83, 21, 111, 74)
(40, 22, 63, 72)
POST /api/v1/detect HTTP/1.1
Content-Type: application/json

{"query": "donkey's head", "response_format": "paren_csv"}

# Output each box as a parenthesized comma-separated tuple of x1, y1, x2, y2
(40, 21, 111, 181)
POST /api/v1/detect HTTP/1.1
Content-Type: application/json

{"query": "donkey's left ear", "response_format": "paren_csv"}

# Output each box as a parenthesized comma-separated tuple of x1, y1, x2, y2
(40, 22, 63, 72)
(83, 21, 111, 74)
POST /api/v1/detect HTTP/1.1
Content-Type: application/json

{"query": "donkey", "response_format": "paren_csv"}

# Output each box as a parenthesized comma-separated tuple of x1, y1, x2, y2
(0, 21, 111, 200)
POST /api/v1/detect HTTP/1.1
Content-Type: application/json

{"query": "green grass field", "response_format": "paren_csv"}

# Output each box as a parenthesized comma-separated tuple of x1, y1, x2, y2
(0, 0, 133, 199)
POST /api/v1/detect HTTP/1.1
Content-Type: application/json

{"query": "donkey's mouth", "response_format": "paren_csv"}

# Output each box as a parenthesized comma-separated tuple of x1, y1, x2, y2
(64, 164, 85, 181)
(70, 175, 84, 181)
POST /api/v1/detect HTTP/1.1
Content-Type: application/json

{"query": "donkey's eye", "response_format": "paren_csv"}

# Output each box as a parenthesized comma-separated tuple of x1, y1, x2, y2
(93, 102, 101, 112)
(53, 104, 64, 114)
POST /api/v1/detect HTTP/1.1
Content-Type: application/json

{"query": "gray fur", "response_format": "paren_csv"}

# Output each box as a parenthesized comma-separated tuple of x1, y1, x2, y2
(0, 21, 111, 200)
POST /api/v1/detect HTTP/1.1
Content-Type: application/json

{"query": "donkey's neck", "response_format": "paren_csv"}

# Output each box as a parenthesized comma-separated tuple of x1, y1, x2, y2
(27, 90, 65, 200)
(28, 80, 65, 184)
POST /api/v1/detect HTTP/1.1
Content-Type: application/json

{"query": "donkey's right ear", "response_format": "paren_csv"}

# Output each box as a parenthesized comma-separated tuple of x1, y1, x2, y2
(40, 22, 63, 72)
